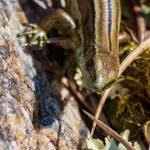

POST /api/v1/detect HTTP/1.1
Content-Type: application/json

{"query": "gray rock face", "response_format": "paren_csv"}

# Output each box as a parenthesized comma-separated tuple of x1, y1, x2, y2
(0, 0, 89, 149)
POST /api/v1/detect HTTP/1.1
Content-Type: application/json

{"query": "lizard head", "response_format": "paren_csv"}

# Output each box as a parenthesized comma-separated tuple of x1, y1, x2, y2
(79, 50, 118, 93)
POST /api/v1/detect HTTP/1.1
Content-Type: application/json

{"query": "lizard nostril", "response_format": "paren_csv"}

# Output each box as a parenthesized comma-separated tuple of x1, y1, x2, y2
(93, 74, 96, 81)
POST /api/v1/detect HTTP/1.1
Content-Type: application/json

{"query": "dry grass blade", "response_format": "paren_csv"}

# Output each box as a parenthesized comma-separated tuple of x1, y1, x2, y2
(91, 37, 150, 137)
(83, 110, 135, 150)
(90, 88, 112, 136)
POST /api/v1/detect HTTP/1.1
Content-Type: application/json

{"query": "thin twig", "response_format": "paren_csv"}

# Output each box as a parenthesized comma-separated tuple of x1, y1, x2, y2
(90, 88, 111, 136)
(118, 38, 150, 76)
(83, 110, 135, 150)
(130, 0, 146, 42)
(91, 38, 150, 137)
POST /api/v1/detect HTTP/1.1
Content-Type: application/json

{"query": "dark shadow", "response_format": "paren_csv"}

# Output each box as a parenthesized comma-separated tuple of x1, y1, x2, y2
(18, 0, 65, 128)
(18, 1, 90, 149)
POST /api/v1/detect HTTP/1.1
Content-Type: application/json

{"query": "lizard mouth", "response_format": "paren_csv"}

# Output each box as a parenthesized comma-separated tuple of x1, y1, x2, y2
(101, 79, 116, 90)
(85, 74, 116, 93)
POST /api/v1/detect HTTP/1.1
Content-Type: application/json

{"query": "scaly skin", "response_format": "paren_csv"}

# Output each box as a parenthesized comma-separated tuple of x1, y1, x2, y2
(67, 0, 121, 93)
(19, 0, 121, 93)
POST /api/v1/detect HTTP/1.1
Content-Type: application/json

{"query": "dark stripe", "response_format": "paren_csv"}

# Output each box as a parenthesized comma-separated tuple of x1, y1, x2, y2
(92, 0, 97, 52)
(108, 0, 112, 33)
(77, 0, 96, 54)
(108, 0, 113, 51)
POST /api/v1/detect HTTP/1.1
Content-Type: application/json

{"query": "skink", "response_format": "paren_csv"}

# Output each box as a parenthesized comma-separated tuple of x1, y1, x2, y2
(20, 0, 121, 93)
(68, 0, 121, 93)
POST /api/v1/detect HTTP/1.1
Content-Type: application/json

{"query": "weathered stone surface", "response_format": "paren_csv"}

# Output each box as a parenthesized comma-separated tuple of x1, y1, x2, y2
(0, 0, 37, 149)
(0, 0, 89, 149)
(37, 95, 89, 150)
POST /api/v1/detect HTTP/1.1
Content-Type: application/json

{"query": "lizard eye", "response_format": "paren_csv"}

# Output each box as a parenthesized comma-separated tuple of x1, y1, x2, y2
(86, 59, 94, 69)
